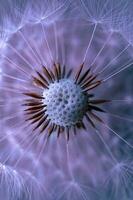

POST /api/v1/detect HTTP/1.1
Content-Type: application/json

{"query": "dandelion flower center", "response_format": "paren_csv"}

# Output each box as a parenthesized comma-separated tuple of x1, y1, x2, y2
(43, 79, 88, 127)
(23, 63, 108, 140)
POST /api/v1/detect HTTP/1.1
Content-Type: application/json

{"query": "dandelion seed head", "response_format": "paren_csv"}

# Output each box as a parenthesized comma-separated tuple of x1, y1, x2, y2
(0, 0, 133, 199)
(43, 78, 88, 127)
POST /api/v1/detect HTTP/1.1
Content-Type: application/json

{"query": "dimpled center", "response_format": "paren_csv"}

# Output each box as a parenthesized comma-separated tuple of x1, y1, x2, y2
(43, 79, 88, 127)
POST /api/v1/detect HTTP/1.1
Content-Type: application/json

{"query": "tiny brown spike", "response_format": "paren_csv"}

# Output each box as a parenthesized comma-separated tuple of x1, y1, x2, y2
(78, 68, 91, 85)
(66, 127, 70, 141)
(89, 111, 103, 123)
(25, 108, 44, 115)
(80, 74, 93, 86)
(22, 102, 43, 107)
(53, 63, 59, 81)
(26, 110, 45, 121)
(33, 77, 48, 88)
(33, 115, 48, 131)
(23, 92, 44, 99)
(36, 71, 49, 86)
(81, 75, 97, 89)
(85, 113, 95, 128)
(66, 69, 73, 78)
(56, 63, 61, 80)
(62, 65, 66, 78)
(89, 105, 105, 113)
(24, 105, 45, 112)
(48, 124, 55, 138)
(30, 115, 44, 125)
(89, 99, 111, 104)
(40, 119, 50, 133)
(75, 63, 84, 83)
(83, 81, 101, 92)
(43, 66, 54, 82)
(57, 126, 61, 138)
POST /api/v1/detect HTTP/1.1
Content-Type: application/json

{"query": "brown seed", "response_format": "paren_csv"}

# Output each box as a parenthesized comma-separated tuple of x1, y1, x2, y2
(75, 62, 84, 83)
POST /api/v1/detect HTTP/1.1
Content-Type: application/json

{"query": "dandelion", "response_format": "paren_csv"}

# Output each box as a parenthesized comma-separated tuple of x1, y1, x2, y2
(0, 0, 133, 200)
(23, 62, 110, 140)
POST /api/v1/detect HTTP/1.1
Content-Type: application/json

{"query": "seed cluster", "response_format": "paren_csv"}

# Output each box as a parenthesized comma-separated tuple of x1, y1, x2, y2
(43, 79, 88, 127)
(23, 63, 108, 140)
